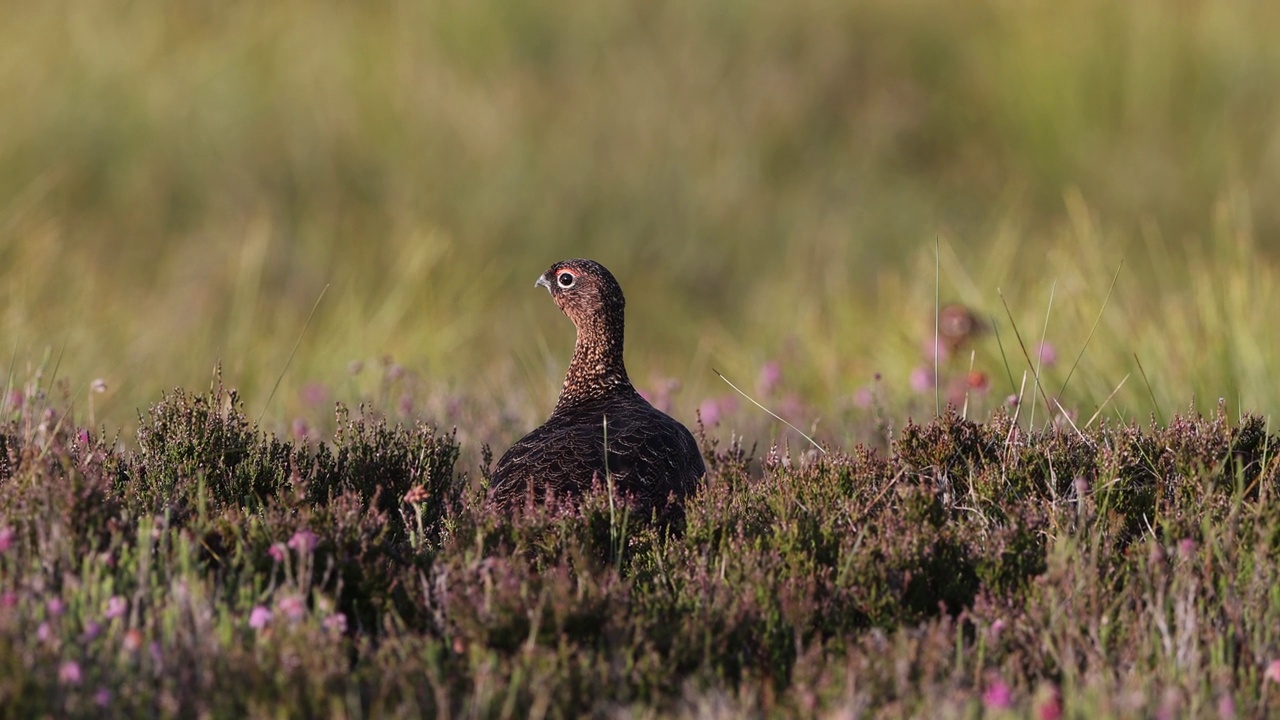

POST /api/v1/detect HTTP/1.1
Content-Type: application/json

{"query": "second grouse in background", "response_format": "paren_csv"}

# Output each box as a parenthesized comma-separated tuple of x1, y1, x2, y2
(490, 259, 705, 521)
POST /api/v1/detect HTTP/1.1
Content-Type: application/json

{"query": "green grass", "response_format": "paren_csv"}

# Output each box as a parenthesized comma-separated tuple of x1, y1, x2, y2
(1, 0, 1279, 437)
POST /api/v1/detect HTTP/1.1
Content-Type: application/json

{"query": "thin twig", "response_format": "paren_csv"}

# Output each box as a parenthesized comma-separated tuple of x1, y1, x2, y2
(934, 235, 941, 417)
(713, 368, 826, 454)
(1057, 260, 1123, 399)
(997, 289, 1053, 425)
(258, 284, 330, 423)
(1133, 353, 1164, 424)
(1085, 374, 1130, 428)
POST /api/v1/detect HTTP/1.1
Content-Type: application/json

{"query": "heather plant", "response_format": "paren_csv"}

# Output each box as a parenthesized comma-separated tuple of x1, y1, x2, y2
(4, 380, 1280, 717)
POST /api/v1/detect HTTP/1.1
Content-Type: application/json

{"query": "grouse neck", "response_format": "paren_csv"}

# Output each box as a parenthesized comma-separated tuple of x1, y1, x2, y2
(554, 313, 632, 408)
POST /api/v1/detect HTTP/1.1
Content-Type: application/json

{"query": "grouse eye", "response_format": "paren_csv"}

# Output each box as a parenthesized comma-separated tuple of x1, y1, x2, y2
(557, 272, 575, 288)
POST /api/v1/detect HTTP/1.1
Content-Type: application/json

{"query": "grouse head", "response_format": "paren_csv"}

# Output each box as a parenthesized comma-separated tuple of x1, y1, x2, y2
(535, 259, 631, 404)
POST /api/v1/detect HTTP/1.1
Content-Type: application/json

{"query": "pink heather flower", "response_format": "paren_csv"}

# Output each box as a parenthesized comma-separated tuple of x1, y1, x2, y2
(698, 399, 721, 427)
(1178, 538, 1197, 558)
(287, 530, 319, 554)
(82, 621, 102, 641)
(249, 605, 272, 630)
(0, 526, 13, 553)
(0, 591, 16, 608)
(300, 382, 328, 408)
(989, 618, 1007, 640)
(1217, 693, 1235, 719)
(104, 596, 127, 620)
(1005, 394, 1020, 407)
(757, 361, 782, 396)
(37, 622, 51, 643)
(909, 366, 935, 393)
(46, 598, 65, 617)
(1264, 659, 1280, 684)
(6, 390, 22, 410)
(1036, 684, 1063, 720)
(1037, 342, 1058, 367)
(323, 613, 348, 634)
(90, 378, 108, 394)
(982, 678, 1012, 710)
(276, 594, 306, 623)
(149, 642, 162, 665)
(921, 337, 951, 362)
(291, 418, 310, 441)
(852, 388, 874, 409)
(58, 660, 82, 686)
(95, 687, 112, 708)
(398, 393, 414, 417)
(268, 543, 287, 563)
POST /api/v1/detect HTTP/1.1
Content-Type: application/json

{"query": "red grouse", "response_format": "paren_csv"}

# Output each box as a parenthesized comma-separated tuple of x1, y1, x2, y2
(490, 259, 705, 520)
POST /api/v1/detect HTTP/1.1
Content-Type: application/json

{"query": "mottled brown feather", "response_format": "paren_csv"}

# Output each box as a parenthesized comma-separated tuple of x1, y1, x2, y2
(490, 259, 705, 520)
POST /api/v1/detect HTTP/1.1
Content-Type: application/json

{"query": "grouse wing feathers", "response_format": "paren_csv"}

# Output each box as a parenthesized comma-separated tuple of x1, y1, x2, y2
(491, 391, 704, 517)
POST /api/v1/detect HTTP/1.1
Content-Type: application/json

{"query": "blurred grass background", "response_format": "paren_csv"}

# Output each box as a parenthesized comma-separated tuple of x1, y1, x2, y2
(3, 0, 1280, 436)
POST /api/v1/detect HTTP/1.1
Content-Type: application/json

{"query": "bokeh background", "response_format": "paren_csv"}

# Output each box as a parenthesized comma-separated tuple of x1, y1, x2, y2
(4, 0, 1280, 440)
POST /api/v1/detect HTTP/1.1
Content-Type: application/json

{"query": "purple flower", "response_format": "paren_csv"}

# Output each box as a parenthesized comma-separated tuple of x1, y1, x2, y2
(1037, 341, 1058, 367)
(1218, 693, 1235, 719)
(5, 390, 22, 410)
(287, 530, 319, 554)
(0, 526, 13, 554)
(46, 598, 65, 617)
(921, 337, 951, 362)
(300, 382, 328, 408)
(1265, 659, 1280, 684)
(276, 594, 306, 623)
(82, 621, 102, 641)
(757, 361, 782, 396)
(37, 622, 51, 643)
(58, 660, 82, 686)
(323, 613, 348, 634)
(909, 366, 935, 393)
(1179, 538, 1197, 558)
(989, 618, 1007, 640)
(852, 388, 873, 409)
(90, 378, 108, 394)
(698, 399, 721, 427)
(1036, 683, 1063, 720)
(94, 687, 112, 708)
(291, 418, 310, 441)
(249, 605, 272, 630)
(982, 677, 1012, 710)
(104, 596, 127, 620)
(1005, 394, 1020, 407)
(0, 591, 16, 609)
(268, 543, 287, 563)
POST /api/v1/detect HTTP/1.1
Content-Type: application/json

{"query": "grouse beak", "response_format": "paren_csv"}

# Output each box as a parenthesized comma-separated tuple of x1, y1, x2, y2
(535, 275, 552, 293)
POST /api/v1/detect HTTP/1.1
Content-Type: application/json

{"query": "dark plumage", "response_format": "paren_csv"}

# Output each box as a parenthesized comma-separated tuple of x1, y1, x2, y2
(490, 259, 706, 520)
